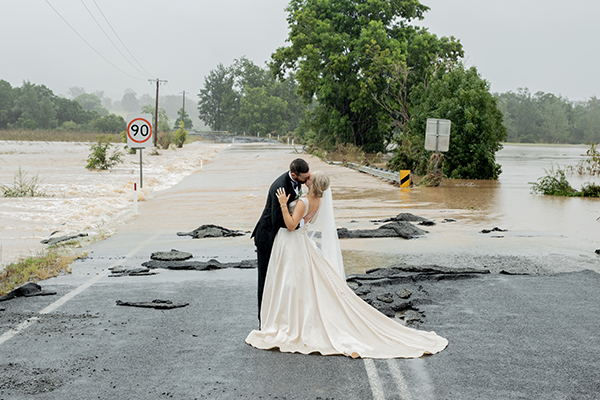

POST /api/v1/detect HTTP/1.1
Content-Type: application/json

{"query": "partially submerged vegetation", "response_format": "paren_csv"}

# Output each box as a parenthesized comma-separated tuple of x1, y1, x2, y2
(0, 167, 48, 197)
(530, 143, 600, 197)
(85, 134, 123, 170)
(0, 245, 85, 296)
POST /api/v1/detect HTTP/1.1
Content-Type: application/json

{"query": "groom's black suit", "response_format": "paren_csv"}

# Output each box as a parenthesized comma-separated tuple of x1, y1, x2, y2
(252, 171, 298, 321)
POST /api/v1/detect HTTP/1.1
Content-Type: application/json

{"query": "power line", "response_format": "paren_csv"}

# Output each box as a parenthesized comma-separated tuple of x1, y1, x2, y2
(92, 0, 155, 78)
(44, 0, 146, 81)
(79, 0, 150, 78)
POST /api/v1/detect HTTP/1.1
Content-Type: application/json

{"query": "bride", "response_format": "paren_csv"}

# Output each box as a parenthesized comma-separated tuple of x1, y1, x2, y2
(246, 171, 448, 358)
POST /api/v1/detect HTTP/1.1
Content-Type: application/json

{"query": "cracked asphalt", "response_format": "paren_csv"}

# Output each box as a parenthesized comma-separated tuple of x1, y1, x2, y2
(1, 143, 599, 399)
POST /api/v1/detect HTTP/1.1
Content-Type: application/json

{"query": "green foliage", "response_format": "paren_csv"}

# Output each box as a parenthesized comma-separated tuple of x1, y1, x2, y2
(497, 90, 600, 144)
(173, 121, 187, 148)
(197, 63, 235, 131)
(120, 130, 137, 154)
(579, 182, 600, 197)
(0, 79, 97, 130)
(0, 167, 48, 197)
(0, 247, 82, 296)
(389, 64, 506, 179)
(121, 89, 139, 112)
(91, 113, 126, 133)
(140, 105, 170, 133)
(529, 166, 577, 196)
(86, 135, 123, 170)
(567, 142, 600, 176)
(197, 57, 306, 135)
(74, 93, 108, 116)
(60, 121, 78, 131)
(173, 108, 193, 129)
(270, 0, 463, 153)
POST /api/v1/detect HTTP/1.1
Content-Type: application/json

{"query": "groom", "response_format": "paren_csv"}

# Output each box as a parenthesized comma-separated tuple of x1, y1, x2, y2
(252, 158, 311, 323)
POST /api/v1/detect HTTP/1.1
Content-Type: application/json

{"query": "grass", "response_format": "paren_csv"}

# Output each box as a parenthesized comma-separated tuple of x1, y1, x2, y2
(0, 245, 86, 296)
(0, 129, 121, 143)
(1, 167, 49, 197)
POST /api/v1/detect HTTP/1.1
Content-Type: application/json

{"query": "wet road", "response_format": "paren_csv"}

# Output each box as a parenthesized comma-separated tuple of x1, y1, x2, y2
(1, 143, 599, 399)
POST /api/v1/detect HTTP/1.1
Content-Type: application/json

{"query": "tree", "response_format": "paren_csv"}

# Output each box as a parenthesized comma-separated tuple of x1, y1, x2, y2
(140, 105, 170, 133)
(197, 63, 236, 131)
(238, 86, 289, 135)
(10, 81, 58, 129)
(391, 64, 506, 179)
(0, 80, 14, 129)
(74, 93, 108, 116)
(92, 113, 126, 133)
(121, 89, 139, 113)
(173, 108, 193, 129)
(271, 0, 462, 152)
(55, 97, 95, 126)
(67, 86, 86, 99)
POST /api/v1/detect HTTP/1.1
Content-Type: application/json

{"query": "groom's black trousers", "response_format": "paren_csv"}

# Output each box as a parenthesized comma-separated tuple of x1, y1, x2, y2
(256, 246, 272, 323)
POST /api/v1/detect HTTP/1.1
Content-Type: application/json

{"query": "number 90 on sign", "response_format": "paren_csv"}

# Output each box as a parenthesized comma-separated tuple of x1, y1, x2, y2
(126, 115, 153, 148)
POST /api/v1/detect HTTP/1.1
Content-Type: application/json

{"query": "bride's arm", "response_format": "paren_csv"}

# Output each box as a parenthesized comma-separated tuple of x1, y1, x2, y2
(276, 187, 305, 231)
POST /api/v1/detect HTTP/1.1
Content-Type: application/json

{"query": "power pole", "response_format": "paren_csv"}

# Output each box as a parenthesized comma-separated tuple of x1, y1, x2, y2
(181, 90, 185, 127)
(149, 78, 167, 147)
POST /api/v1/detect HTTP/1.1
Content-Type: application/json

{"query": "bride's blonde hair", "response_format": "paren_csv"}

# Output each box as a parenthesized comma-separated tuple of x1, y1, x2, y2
(309, 171, 330, 197)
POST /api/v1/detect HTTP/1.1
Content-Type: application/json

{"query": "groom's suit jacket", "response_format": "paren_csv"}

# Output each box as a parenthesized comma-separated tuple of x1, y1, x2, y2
(252, 171, 297, 252)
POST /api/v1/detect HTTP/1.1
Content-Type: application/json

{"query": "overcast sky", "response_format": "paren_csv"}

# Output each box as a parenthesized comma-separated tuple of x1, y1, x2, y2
(1, 0, 598, 103)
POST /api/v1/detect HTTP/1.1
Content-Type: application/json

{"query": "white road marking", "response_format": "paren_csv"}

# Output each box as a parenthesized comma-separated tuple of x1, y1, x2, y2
(406, 359, 435, 400)
(363, 358, 386, 400)
(387, 359, 413, 400)
(0, 232, 161, 345)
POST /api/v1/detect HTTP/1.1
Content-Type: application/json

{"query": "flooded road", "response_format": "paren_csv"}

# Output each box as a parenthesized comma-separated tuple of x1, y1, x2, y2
(1, 141, 598, 275)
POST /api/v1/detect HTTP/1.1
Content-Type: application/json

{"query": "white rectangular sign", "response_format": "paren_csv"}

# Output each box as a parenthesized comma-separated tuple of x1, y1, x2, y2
(424, 118, 451, 152)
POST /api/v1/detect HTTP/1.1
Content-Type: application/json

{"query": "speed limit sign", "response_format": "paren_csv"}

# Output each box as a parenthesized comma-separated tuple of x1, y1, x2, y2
(126, 114, 153, 148)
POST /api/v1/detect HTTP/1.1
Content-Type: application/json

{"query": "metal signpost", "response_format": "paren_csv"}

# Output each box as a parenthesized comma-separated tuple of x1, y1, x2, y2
(424, 118, 451, 174)
(126, 114, 154, 188)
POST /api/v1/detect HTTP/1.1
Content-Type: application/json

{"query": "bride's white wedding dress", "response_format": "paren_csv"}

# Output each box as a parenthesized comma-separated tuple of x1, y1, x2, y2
(246, 197, 448, 358)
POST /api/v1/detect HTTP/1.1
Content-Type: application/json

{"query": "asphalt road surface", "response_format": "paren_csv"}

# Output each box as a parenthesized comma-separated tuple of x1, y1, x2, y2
(1, 144, 599, 399)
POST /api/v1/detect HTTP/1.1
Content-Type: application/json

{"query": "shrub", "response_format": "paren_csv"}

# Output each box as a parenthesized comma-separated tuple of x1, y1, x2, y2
(173, 121, 187, 148)
(0, 167, 48, 197)
(530, 166, 576, 196)
(567, 142, 600, 176)
(579, 182, 600, 197)
(86, 134, 123, 170)
(157, 131, 174, 149)
(120, 130, 136, 154)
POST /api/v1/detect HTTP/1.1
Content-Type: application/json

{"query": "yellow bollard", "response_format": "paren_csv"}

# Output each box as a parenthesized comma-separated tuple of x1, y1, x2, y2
(400, 170, 410, 188)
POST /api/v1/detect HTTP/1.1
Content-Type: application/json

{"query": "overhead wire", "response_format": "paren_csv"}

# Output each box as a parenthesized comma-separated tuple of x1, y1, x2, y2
(44, 0, 147, 81)
(92, 0, 155, 78)
(79, 0, 150, 79)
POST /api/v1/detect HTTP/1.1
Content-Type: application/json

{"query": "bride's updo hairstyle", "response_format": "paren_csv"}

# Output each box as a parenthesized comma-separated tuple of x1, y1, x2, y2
(310, 171, 330, 198)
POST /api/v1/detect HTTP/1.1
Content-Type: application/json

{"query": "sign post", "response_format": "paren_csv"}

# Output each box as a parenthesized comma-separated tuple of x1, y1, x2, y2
(425, 118, 451, 174)
(126, 114, 153, 188)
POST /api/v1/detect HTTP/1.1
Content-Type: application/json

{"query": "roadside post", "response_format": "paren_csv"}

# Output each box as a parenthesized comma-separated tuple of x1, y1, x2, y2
(126, 114, 154, 188)
(425, 118, 451, 174)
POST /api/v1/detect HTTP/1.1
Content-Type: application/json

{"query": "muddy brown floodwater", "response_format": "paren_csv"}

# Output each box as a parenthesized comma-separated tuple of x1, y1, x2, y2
(1, 141, 599, 277)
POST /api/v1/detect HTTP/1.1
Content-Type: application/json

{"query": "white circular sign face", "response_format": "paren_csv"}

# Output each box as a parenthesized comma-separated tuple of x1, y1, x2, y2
(127, 117, 153, 147)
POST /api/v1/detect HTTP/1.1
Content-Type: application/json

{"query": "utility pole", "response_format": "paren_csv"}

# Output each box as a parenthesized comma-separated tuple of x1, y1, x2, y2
(149, 78, 167, 147)
(181, 90, 185, 127)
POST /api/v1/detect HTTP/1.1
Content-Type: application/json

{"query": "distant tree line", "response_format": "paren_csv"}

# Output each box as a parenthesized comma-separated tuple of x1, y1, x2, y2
(197, 56, 306, 136)
(496, 88, 600, 144)
(0, 80, 125, 133)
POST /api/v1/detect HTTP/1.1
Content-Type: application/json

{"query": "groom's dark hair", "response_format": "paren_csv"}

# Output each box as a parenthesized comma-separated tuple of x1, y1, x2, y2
(290, 158, 309, 175)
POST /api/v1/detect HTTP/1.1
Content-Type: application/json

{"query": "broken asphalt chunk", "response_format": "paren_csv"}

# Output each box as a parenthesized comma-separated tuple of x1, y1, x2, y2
(116, 299, 189, 309)
(0, 282, 57, 302)
(176, 224, 248, 239)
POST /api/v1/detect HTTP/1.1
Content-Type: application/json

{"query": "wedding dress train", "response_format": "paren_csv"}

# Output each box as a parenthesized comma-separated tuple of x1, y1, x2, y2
(246, 197, 448, 358)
